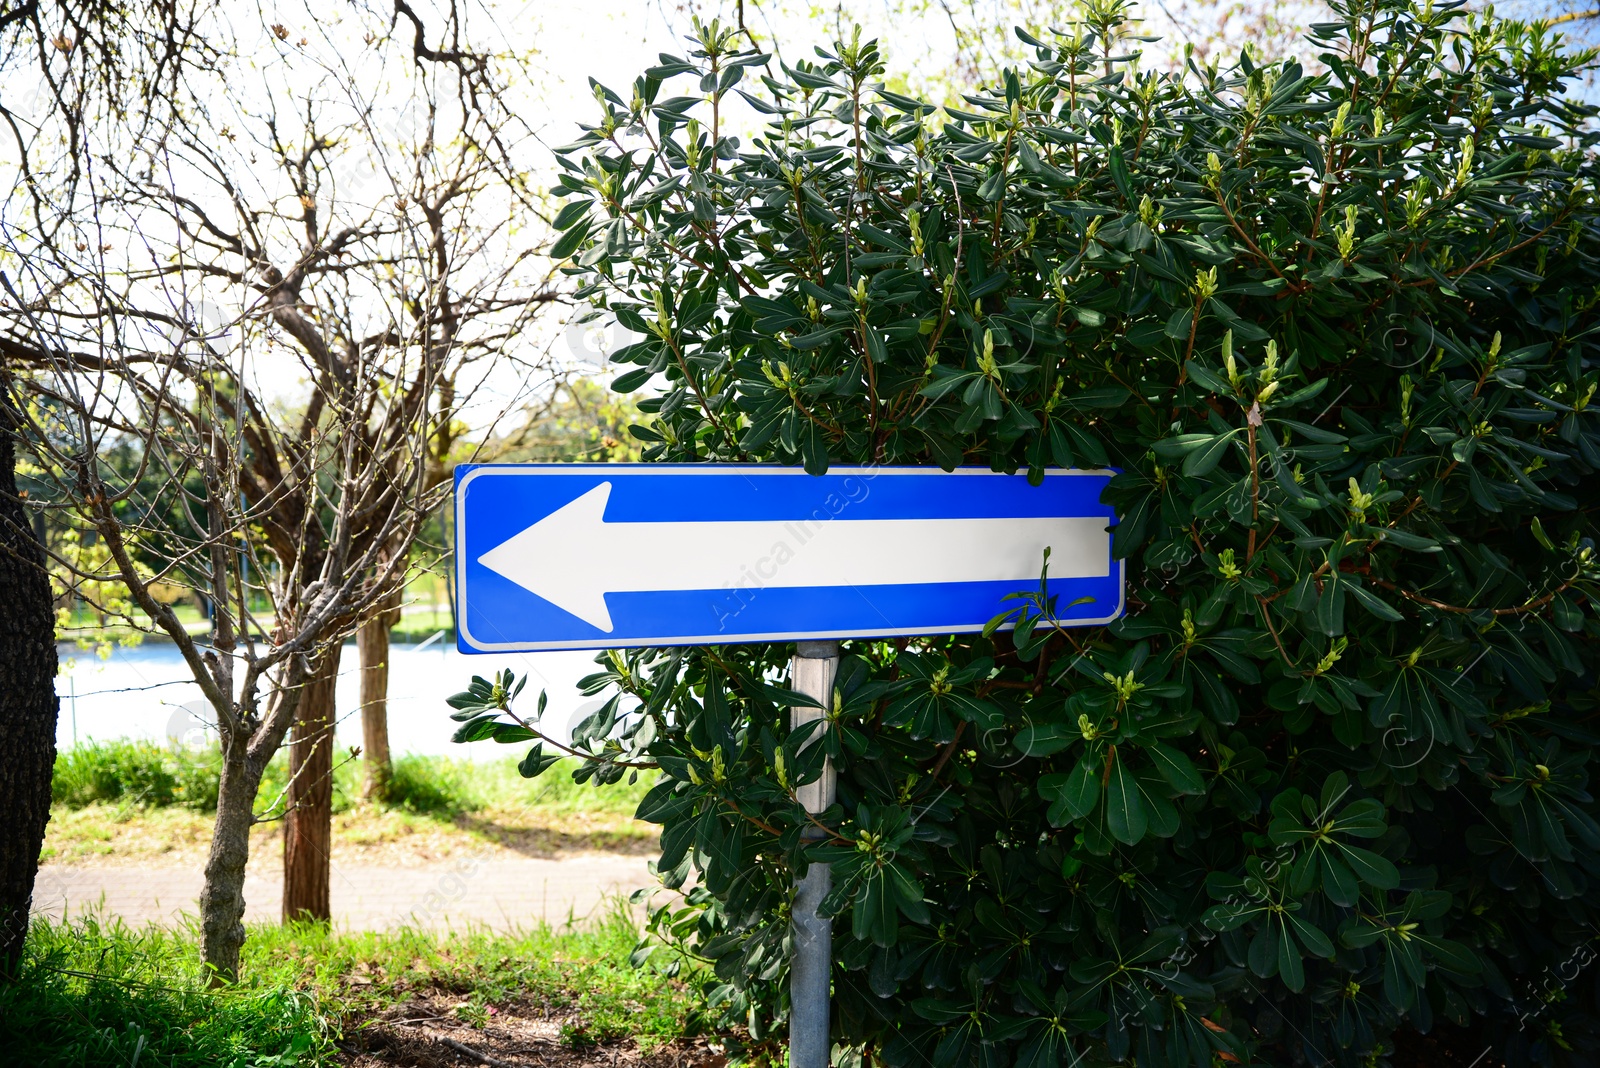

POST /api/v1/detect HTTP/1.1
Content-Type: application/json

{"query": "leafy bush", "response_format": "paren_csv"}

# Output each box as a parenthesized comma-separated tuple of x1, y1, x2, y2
(52, 740, 220, 811)
(458, 1, 1600, 1064)
(54, 740, 375, 817)
(249, 750, 458, 818)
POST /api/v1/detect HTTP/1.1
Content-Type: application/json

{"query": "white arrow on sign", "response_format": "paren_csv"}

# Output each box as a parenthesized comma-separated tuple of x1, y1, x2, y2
(476, 481, 1111, 632)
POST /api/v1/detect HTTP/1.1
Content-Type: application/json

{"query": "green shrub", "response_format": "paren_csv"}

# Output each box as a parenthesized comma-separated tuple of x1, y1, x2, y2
(52, 739, 176, 808)
(254, 745, 366, 818)
(52, 740, 219, 811)
(455, 2, 1600, 1062)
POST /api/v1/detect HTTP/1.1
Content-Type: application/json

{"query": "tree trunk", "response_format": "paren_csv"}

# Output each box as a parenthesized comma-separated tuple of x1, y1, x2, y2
(358, 592, 402, 802)
(0, 391, 58, 978)
(282, 644, 342, 924)
(199, 739, 263, 983)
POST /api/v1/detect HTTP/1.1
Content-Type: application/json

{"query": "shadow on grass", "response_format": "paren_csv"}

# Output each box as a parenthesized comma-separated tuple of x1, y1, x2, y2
(446, 811, 657, 858)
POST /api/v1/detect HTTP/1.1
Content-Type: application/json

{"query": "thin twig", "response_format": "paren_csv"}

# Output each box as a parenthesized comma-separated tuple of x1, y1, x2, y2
(928, 720, 968, 779)
(439, 1036, 528, 1068)
(1369, 577, 1574, 618)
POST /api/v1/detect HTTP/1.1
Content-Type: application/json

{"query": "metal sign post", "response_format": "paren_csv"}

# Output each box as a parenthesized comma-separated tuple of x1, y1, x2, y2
(788, 639, 839, 1068)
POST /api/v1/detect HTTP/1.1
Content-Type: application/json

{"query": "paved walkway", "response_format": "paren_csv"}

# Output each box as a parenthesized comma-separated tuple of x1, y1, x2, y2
(30, 854, 657, 930)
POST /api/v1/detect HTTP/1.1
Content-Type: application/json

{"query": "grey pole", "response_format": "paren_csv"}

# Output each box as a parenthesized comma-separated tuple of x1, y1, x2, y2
(789, 639, 839, 1068)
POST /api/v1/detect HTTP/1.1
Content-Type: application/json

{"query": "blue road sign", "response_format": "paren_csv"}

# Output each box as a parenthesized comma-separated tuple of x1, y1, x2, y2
(454, 464, 1122, 652)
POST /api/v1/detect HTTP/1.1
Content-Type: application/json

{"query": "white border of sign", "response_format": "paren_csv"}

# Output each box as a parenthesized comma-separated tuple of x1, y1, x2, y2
(454, 465, 1125, 652)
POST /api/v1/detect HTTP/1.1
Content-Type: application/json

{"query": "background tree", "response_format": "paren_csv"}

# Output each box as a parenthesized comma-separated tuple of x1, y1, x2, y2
(0, 378, 55, 978)
(0, 0, 229, 981)
(1, 0, 561, 976)
(357, 578, 405, 803)
(479, 378, 649, 462)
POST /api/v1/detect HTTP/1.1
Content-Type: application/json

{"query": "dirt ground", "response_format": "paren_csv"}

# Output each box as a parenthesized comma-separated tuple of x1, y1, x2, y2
(338, 991, 729, 1068)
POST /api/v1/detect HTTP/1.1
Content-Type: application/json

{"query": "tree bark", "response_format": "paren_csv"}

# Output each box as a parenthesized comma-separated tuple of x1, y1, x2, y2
(358, 591, 402, 802)
(199, 738, 263, 983)
(282, 644, 343, 924)
(0, 388, 58, 978)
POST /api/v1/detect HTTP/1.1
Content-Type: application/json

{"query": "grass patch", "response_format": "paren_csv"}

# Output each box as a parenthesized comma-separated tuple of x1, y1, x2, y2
(2, 914, 334, 1066)
(39, 803, 273, 865)
(450, 757, 652, 821)
(44, 751, 657, 864)
(2, 906, 707, 1066)
(53, 745, 650, 822)
(389, 611, 455, 643)
(253, 905, 705, 1051)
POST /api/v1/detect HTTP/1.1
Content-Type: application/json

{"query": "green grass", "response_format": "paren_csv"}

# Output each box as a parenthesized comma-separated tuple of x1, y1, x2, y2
(251, 907, 705, 1050)
(2, 906, 706, 1067)
(45, 747, 656, 864)
(53, 743, 651, 822)
(389, 610, 455, 643)
(52, 739, 222, 812)
(2, 914, 334, 1067)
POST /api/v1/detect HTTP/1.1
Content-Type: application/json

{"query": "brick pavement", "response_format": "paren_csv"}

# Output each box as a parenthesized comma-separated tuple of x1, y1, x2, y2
(29, 853, 657, 930)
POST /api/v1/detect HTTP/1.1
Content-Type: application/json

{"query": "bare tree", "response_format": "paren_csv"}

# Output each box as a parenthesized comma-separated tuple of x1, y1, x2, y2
(0, 0, 233, 978)
(1, 1, 561, 978)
